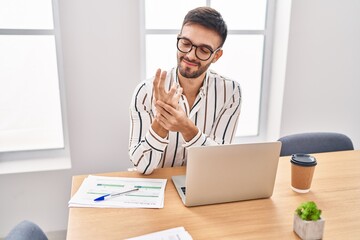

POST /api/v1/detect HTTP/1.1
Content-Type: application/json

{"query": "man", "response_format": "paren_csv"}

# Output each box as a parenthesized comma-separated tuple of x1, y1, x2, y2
(129, 7, 241, 174)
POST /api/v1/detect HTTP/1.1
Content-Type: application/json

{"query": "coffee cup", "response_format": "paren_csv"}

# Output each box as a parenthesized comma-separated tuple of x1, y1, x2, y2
(290, 153, 317, 193)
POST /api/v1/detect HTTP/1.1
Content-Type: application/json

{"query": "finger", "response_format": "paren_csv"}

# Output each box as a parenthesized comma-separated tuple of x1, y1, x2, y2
(159, 70, 167, 93)
(174, 87, 183, 102)
(157, 112, 178, 132)
(154, 68, 161, 81)
(153, 69, 161, 98)
(167, 84, 177, 99)
(156, 112, 167, 122)
(156, 117, 169, 130)
(166, 85, 182, 108)
(155, 103, 172, 118)
(153, 69, 161, 86)
(155, 111, 171, 127)
(156, 100, 175, 115)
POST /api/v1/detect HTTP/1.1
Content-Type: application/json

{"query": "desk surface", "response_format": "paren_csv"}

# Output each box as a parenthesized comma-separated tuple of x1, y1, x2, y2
(67, 150, 360, 239)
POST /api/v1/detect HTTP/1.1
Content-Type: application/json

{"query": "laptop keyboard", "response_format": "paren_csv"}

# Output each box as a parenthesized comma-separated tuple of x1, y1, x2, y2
(181, 187, 186, 195)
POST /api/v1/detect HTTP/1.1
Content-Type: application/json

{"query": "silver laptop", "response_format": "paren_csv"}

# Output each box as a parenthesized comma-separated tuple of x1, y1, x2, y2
(172, 141, 282, 207)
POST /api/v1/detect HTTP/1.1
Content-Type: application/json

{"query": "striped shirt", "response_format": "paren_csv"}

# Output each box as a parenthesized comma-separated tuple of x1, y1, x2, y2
(129, 68, 242, 174)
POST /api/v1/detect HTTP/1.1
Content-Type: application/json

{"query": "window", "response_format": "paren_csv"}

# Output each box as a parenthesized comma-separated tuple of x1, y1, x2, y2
(142, 0, 275, 140)
(0, 0, 70, 172)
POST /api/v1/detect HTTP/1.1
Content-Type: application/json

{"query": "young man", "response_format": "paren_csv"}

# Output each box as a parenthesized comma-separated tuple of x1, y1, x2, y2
(129, 7, 241, 174)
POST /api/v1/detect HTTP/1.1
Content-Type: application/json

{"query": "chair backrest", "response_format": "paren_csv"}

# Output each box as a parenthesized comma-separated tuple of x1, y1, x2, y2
(5, 220, 48, 240)
(278, 132, 354, 157)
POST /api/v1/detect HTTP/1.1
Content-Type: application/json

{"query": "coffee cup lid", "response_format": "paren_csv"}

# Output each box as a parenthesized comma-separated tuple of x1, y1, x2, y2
(290, 153, 317, 166)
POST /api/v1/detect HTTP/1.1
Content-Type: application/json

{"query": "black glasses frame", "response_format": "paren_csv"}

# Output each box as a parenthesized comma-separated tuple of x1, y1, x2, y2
(176, 37, 221, 61)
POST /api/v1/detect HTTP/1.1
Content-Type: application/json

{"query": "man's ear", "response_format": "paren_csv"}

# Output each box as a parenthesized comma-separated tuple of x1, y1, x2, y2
(212, 49, 223, 63)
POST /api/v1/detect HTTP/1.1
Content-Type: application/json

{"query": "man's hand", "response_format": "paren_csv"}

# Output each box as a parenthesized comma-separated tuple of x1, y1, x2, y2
(155, 100, 199, 141)
(151, 69, 183, 138)
(153, 69, 182, 108)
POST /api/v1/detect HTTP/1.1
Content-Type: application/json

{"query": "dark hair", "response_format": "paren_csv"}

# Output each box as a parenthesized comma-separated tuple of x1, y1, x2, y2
(182, 7, 228, 47)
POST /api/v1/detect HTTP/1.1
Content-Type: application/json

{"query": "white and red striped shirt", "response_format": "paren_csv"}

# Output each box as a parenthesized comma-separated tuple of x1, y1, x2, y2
(129, 68, 241, 174)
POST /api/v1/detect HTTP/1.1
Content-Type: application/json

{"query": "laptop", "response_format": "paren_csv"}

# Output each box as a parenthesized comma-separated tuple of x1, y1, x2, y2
(172, 141, 282, 207)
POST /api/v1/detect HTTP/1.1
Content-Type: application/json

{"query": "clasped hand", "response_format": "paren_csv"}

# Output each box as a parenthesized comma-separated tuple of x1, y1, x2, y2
(153, 69, 187, 132)
(152, 69, 199, 141)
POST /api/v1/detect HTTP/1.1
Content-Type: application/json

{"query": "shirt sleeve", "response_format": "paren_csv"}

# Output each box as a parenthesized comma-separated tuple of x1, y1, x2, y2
(182, 81, 241, 148)
(128, 81, 169, 175)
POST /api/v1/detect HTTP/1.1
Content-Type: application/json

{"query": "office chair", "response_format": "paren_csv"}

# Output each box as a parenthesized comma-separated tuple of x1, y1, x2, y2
(5, 220, 48, 240)
(278, 132, 354, 157)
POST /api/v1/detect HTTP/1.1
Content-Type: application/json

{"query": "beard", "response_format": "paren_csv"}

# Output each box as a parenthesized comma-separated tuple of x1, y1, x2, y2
(177, 56, 211, 79)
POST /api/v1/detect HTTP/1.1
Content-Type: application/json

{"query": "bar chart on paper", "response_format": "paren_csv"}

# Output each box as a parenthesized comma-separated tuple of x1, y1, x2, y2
(68, 175, 167, 208)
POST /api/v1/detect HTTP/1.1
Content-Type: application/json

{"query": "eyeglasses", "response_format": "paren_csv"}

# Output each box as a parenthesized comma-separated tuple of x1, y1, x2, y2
(176, 37, 221, 61)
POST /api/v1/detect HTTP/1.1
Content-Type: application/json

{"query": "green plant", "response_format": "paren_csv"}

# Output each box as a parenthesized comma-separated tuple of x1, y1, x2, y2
(295, 201, 322, 221)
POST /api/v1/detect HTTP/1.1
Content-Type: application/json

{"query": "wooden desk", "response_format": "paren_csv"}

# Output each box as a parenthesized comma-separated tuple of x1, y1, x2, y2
(67, 150, 360, 239)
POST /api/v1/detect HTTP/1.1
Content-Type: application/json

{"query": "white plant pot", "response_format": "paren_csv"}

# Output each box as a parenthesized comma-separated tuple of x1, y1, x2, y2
(293, 214, 325, 240)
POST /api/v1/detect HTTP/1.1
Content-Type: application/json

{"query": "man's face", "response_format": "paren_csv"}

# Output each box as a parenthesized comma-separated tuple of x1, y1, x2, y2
(177, 23, 222, 79)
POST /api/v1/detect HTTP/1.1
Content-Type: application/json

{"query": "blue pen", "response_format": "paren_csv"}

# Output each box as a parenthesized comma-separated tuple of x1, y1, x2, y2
(94, 188, 139, 201)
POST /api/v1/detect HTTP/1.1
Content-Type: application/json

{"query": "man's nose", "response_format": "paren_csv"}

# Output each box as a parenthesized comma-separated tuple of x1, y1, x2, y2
(186, 46, 197, 60)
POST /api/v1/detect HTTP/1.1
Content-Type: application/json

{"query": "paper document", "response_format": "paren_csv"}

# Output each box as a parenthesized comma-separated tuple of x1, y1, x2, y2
(68, 175, 167, 208)
(126, 227, 193, 240)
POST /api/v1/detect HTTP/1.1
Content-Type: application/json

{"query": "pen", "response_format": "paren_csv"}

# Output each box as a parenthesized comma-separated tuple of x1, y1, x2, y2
(94, 188, 139, 201)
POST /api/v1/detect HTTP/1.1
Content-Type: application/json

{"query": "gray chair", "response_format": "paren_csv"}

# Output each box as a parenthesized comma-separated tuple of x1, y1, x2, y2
(5, 220, 48, 240)
(278, 132, 354, 157)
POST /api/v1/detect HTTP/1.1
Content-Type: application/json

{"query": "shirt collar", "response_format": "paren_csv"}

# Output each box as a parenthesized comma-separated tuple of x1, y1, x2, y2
(172, 67, 209, 98)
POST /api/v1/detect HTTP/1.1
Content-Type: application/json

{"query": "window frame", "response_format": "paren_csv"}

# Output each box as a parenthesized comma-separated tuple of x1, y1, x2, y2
(140, 0, 275, 143)
(0, 0, 71, 174)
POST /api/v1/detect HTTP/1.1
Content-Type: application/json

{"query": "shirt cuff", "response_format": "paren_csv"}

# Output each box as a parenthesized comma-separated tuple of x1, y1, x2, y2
(182, 127, 205, 148)
(145, 126, 169, 152)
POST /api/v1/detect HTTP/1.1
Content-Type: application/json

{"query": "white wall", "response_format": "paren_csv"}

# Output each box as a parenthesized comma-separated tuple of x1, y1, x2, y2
(0, 0, 140, 237)
(1, 0, 359, 237)
(279, 0, 360, 149)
